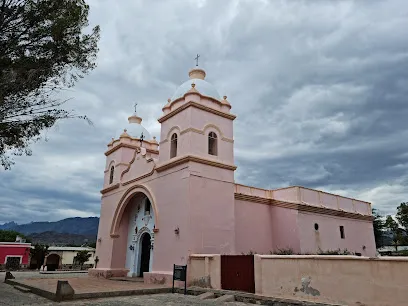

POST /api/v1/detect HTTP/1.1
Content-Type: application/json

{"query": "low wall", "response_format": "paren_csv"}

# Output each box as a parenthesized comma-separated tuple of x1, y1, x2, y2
(255, 255, 408, 306)
(188, 254, 221, 289)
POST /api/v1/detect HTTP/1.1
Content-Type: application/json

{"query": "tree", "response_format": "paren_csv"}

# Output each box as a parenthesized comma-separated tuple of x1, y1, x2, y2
(396, 203, 408, 230)
(372, 208, 385, 248)
(0, 0, 100, 169)
(0, 229, 29, 242)
(30, 243, 48, 269)
(385, 215, 403, 251)
(73, 250, 91, 269)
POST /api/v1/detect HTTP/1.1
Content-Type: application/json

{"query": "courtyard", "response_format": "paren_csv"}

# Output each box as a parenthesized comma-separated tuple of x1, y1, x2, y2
(0, 272, 250, 306)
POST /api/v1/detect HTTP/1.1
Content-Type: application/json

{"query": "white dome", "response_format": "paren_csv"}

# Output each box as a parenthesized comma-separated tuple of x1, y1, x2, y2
(116, 123, 151, 140)
(171, 78, 221, 101)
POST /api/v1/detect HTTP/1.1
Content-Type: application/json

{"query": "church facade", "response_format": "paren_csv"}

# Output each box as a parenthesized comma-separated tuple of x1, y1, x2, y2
(89, 67, 376, 281)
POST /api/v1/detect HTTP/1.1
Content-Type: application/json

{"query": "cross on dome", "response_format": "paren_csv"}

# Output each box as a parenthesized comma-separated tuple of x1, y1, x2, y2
(194, 54, 200, 67)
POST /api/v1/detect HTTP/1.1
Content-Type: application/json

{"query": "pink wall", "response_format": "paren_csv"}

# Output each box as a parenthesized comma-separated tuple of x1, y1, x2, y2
(298, 212, 376, 256)
(188, 174, 236, 255)
(0, 244, 31, 265)
(271, 206, 301, 253)
(148, 167, 191, 272)
(234, 200, 273, 254)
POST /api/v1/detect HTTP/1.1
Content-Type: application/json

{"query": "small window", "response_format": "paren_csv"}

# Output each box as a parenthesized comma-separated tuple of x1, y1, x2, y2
(170, 133, 178, 158)
(109, 166, 114, 184)
(314, 223, 319, 231)
(145, 198, 151, 214)
(340, 226, 345, 239)
(208, 132, 218, 156)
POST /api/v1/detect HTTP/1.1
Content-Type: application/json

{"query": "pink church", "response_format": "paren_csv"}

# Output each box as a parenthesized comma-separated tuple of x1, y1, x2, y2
(90, 66, 376, 282)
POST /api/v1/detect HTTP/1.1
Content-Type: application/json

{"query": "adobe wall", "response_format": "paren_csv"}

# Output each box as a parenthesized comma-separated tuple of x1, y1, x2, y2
(188, 166, 235, 255)
(255, 255, 408, 306)
(188, 254, 221, 289)
(298, 212, 376, 256)
(234, 200, 273, 255)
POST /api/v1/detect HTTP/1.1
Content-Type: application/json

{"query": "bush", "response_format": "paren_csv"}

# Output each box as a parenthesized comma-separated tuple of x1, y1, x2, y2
(317, 248, 354, 255)
(271, 248, 294, 255)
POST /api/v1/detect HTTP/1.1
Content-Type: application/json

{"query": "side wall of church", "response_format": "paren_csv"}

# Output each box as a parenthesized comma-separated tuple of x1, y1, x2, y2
(187, 171, 236, 255)
(234, 200, 274, 254)
(298, 212, 376, 256)
(270, 206, 301, 253)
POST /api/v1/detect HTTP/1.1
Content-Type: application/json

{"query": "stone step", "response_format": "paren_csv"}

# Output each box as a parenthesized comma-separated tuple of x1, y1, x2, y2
(214, 294, 235, 302)
(13, 285, 31, 293)
(110, 277, 144, 282)
(197, 292, 216, 300)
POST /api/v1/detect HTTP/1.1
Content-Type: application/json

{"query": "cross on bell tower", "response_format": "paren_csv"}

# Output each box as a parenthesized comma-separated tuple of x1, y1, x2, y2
(194, 54, 200, 67)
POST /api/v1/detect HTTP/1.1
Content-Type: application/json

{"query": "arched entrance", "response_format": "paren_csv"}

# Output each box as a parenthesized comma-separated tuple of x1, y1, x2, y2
(139, 233, 151, 276)
(46, 254, 60, 271)
(120, 192, 155, 277)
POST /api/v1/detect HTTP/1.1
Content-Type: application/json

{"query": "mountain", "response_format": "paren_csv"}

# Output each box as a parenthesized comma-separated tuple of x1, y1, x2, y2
(0, 217, 99, 237)
(0, 221, 18, 230)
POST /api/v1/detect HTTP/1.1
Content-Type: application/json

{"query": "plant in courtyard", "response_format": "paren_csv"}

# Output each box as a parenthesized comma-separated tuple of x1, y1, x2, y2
(30, 244, 49, 269)
(0, 0, 100, 169)
(74, 250, 92, 269)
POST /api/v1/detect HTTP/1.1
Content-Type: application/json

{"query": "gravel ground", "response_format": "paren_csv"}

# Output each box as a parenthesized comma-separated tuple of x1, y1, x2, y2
(0, 272, 249, 305)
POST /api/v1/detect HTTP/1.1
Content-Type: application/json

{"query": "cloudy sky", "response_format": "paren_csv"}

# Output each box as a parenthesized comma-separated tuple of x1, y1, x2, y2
(1, 0, 408, 224)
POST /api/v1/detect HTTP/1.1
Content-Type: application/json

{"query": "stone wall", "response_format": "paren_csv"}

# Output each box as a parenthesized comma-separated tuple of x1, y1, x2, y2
(255, 255, 408, 306)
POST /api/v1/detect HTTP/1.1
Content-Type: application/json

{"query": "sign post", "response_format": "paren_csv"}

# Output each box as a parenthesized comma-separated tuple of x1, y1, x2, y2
(172, 264, 187, 295)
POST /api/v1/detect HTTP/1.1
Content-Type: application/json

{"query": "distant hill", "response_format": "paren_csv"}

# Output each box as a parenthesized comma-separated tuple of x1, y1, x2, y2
(27, 231, 96, 246)
(0, 217, 99, 237)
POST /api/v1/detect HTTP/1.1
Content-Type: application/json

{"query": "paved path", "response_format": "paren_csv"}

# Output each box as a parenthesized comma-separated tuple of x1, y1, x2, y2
(0, 283, 248, 305)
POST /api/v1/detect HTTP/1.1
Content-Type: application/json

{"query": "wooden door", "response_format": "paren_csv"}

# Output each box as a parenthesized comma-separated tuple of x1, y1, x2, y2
(221, 255, 255, 293)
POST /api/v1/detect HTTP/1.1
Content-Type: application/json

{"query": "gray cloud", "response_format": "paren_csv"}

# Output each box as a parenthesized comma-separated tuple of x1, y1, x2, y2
(1, 0, 407, 224)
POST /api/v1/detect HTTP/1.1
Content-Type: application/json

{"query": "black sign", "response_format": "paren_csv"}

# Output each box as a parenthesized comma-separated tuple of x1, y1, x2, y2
(172, 264, 187, 295)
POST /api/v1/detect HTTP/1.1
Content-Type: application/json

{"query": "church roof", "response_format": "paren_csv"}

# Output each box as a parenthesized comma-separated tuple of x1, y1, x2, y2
(116, 121, 151, 140)
(115, 111, 152, 140)
(170, 67, 221, 101)
(171, 78, 221, 101)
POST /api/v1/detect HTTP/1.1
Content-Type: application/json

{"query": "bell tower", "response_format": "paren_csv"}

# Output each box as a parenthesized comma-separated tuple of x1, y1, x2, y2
(158, 66, 236, 168)
(156, 66, 237, 255)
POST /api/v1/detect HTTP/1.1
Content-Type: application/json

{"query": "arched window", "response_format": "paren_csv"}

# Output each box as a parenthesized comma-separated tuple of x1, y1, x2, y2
(109, 166, 114, 184)
(208, 132, 218, 156)
(145, 198, 151, 215)
(170, 133, 178, 158)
